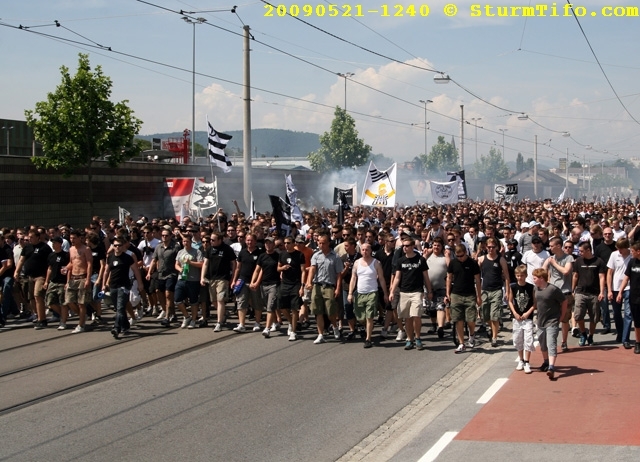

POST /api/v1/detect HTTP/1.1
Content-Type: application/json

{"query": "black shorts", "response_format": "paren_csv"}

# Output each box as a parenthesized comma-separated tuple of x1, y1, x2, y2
(279, 284, 302, 311)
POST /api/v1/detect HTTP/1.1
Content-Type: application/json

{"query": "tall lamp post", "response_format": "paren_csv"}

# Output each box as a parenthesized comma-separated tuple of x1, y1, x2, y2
(1, 125, 13, 155)
(419, 99, 433, 156)
(471, 117, 482, 163)
(499, 128, 508, 160)
(337, 72, 354, 110)
(182, 16, 207, 164)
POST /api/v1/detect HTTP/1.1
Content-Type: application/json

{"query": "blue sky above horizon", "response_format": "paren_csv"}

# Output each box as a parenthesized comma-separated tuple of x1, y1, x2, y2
(2, 0, 639, 169)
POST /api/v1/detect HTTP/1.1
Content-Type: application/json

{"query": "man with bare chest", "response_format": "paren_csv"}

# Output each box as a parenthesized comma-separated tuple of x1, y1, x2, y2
(66, 230, 93, 333)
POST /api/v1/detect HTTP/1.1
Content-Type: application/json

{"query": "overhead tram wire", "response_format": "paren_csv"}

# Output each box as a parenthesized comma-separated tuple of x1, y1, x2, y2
(3, 21, 436, 134)
(258, 0, 440, 73)
(6, 14, 592, 159)
(564, 0, 640, 126)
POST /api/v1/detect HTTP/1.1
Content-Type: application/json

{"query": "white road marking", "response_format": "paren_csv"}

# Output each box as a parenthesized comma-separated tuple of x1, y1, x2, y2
(476, 377, 508, 404)
(417, 431, 458, 462)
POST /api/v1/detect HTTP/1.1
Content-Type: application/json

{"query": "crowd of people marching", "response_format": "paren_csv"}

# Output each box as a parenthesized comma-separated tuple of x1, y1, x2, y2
(2, 197, 640, 379)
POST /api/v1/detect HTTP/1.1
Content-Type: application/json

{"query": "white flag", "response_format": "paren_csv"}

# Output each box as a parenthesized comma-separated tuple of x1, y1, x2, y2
(206, 116, 232, 173)
(285, 174, 304, 224)
(118, 206, 131, 226)
(556, 187, 566, 204)
(249, 191, 256, 220)
(361, 161, 397, 207)
(190, 177, 218, 219)
(429, 181, 459, 205)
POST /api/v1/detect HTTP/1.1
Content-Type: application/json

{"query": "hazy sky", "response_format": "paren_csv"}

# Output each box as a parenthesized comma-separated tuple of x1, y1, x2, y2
(2, 0, 639, 168)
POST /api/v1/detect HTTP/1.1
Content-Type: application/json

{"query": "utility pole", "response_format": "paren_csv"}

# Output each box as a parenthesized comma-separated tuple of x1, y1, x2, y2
(419, 99, 432, 156)
(243, 25, 252, 210)
(499, 128, 508, 160)
(460, 105, 464, 170)
(471, 117, 482, 163)
(338, 72, 354, 110)
(534, 135, 538, 198)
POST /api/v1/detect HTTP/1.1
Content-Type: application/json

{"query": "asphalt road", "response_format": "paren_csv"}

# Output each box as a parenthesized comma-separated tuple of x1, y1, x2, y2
(0, 319, 470, 462)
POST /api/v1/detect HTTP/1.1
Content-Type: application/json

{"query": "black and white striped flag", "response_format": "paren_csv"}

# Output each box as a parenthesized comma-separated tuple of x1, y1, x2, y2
(207, 118, 232, 173)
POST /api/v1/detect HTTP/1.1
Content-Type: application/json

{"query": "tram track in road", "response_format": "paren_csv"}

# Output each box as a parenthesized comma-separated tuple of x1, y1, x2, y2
(0, 331, 236, 417)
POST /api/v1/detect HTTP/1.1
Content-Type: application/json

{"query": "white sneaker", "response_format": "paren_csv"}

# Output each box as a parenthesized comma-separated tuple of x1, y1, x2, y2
(313, 334, 326, 344)
(252, 322, 262, 332)
(213, 323, 222, 332)
(287, 325, 293, 335)
(516, 360, 524, 371)
(233, 324, 246, 333)
(467, 335, 476, 348)
(270, 322, 281, 332)
(523, 362, 532, 374)
(156, 310, 166, 320)
(187, 320, 196, 329)
(262, 328, 270, 338)
(333, 326, 341, 339)
(57, 323, 67, 331)
(395, 330, 406, 342)
(289, 332, 297, 341)
(380, 328, 388, 339)
(72, 325, 85, 334)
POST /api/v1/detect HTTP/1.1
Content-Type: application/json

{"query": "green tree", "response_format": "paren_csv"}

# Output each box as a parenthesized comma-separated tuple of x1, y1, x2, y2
(570, 161, 582, 168)
(308, 106, 371, 172)
(525, 158, 534, 170)
(473, 147, 509, 182)
(516, 152, 525, 173)
(420, 135, 459, 174)
(25, 53, 142, 215)
(134, 138, 152, 151)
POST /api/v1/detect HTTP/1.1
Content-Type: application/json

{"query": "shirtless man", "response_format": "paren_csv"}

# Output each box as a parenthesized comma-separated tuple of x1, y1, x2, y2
(65, 230, 93, 333)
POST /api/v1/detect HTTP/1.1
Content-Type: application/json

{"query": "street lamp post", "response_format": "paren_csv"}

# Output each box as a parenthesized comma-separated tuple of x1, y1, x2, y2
(471, 117, 482, 163)
(499, 128, 508, 160)
(337, 72, 354, 110)
(1, 125, 13, 155)
(182, 16, 207, 164)
(419, 99, 433, 156)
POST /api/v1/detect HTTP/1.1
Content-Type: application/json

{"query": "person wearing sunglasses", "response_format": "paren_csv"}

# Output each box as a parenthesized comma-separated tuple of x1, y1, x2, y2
(388, 237, 433, 351)
(478, 237, 511, 347)
(445, 244, 482, 353)
(103, 237, 145, 339)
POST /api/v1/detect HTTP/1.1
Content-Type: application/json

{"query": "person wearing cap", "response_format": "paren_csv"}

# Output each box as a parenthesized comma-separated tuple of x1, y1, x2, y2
(521, 236, 550, 285)
(519, 221, 540, 254)
(43, 237, 70, 330)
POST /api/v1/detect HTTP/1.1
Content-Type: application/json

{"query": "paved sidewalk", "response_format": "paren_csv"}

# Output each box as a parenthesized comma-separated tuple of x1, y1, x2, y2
(457, 340, 640, 446)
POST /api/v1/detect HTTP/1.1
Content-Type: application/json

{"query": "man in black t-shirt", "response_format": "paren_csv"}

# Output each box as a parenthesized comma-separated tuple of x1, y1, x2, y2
(389, 237, 433, 351)
(104, 237, 145, 339)
(277, 237, 306, 341)
(231, 233, 265, 333)
(445, 244, 482, 353)
(0, 237, 15, 327)
(616, 241, 640, 354)
(252, 238, 282, 338)
(201, 232, 236, 332)
(43, 237, 69, 330)
(15, 230, 52, 329)
(572, 241, 606, 346)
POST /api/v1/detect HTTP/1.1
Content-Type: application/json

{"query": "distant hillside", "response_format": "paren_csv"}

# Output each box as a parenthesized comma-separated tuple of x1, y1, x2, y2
(137, 128, 321, 158)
